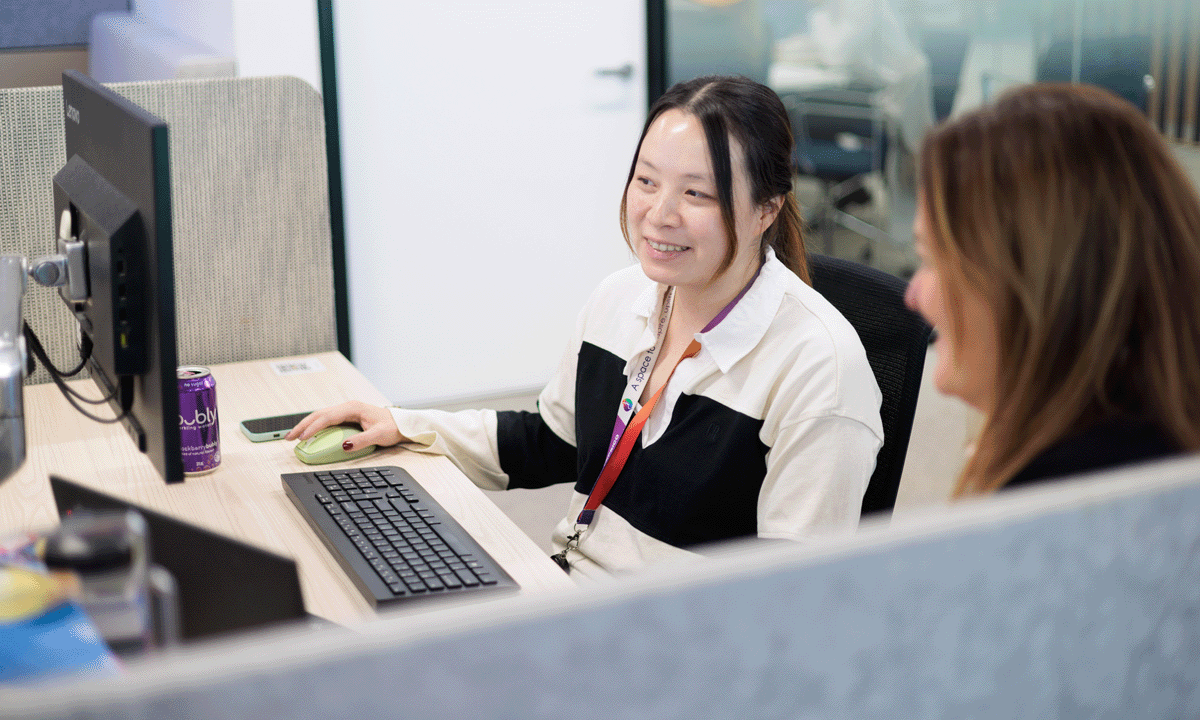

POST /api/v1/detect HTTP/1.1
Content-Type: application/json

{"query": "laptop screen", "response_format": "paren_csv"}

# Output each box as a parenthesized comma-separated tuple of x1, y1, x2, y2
(49, 476, 308, 643)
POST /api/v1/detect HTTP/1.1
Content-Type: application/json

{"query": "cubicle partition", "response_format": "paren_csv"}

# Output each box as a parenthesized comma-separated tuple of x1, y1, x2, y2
(0, 76, 338, 383)
(2, 452, 1198, 718)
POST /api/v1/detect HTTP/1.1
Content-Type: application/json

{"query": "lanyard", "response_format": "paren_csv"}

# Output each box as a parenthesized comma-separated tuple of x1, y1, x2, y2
(551, 268, 761, 572)
(600, 286, 676, 468)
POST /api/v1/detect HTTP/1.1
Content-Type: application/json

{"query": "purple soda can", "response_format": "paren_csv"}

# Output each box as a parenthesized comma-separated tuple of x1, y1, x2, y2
(177, 366, 220, 474)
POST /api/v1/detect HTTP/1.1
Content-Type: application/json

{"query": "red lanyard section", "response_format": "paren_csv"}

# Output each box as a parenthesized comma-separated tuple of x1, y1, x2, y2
(576, 265, 761, 527)
(575, 339, 700, 526)
(549, 267, 762, 572)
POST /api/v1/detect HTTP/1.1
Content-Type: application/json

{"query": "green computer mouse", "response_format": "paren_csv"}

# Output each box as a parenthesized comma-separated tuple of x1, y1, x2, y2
(294, 424, 377, 465)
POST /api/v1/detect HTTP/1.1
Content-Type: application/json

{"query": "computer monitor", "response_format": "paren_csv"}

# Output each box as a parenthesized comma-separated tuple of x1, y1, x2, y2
(51, 70, 183, 484)
(50, 476, 311, 643)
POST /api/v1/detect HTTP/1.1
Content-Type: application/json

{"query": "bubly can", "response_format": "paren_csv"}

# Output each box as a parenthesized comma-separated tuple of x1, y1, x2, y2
(177, 366, 220, 474)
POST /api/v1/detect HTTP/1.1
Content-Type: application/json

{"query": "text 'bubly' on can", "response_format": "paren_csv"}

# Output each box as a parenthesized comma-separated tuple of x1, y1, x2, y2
(178, 366, 220, 474)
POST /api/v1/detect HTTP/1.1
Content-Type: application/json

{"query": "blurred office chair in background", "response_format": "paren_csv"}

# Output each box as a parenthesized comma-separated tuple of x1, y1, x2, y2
(786, 86, 896, 256)
(808, 253, 932, 517)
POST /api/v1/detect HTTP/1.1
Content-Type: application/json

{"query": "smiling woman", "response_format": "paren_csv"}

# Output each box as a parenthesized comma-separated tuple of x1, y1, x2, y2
(290, 76, 884, 579)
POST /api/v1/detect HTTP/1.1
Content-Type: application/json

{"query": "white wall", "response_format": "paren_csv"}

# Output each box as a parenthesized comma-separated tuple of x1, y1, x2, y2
(229, 0, 320, 92)
(125, 1, 645, 404)
(331, 1, 646, 404)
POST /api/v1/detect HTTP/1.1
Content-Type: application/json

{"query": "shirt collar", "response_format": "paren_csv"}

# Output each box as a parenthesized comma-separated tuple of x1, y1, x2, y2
(628, 247, 788, 374)
(696, 247, 786, 373)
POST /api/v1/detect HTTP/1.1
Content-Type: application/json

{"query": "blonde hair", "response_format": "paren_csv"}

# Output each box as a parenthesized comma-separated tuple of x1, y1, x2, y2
(920, 83, 1200, 495)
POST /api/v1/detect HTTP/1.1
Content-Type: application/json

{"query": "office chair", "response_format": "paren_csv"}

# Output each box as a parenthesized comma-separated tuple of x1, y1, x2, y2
(784, 86, 896, 255)
(808, 253, 932, 517)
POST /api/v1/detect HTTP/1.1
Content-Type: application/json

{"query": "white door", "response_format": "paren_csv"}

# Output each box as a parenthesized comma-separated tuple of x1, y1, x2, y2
(332, 1, 647, 405)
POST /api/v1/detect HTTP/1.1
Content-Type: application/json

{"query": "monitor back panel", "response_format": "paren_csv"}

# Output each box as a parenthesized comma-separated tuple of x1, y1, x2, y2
(49, 476, 308, 642)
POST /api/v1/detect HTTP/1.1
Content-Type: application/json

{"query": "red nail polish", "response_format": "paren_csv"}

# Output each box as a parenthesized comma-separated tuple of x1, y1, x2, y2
(342, 441, 353, 451)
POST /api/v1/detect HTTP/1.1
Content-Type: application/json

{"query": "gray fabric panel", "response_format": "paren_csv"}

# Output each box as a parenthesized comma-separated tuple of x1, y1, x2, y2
(0, 76, 336, 385)
(112, 76, 336, 368)
(0, 84, 76, 385)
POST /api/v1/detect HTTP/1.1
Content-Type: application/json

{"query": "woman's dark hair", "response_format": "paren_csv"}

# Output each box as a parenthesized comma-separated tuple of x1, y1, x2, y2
(619, 75, 810, 284)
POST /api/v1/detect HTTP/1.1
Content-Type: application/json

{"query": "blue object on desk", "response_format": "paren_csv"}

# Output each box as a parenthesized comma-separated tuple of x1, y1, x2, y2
(0, 564, 121, 684)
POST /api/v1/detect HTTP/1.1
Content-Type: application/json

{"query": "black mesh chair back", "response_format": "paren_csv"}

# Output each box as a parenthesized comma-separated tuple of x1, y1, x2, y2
(808, 254, 932, 517)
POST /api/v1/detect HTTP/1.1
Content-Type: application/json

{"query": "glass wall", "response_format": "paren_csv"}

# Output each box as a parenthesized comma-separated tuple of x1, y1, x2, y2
(661, 0, 1200, 276)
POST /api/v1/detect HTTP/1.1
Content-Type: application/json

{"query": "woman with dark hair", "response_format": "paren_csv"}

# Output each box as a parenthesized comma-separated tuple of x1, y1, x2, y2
(291, 76, 883, 577)
(905, 82, 1200, 496)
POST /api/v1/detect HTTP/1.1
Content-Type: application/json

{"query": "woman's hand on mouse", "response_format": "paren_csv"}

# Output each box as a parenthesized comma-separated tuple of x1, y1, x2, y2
(284, 401, 405, 449)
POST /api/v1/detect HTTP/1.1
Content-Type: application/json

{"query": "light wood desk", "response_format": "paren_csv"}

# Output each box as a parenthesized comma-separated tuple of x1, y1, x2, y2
(0, 351, 574, 626)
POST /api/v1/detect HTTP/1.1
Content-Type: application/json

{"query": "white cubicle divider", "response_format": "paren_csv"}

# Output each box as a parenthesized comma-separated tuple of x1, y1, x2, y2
(3, 453, 1200, 718)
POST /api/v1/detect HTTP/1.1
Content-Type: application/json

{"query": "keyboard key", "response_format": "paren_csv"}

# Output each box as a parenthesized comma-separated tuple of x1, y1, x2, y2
(439, 530, 475, 559)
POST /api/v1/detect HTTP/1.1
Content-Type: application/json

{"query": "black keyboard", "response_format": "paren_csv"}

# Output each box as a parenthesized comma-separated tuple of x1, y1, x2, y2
(282, 466, 518, 607)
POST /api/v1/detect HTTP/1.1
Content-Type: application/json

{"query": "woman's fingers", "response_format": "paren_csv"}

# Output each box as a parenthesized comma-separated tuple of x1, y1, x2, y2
(283, 401, 404, 448)
(284, 402, 366, 441)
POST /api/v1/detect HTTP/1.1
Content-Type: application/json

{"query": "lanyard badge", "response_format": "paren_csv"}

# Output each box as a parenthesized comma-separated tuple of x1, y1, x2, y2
(552, 269, 761, 573)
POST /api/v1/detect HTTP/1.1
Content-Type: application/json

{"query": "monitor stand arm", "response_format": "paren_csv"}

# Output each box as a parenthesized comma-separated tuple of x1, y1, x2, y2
(0, 256, 28, 484)
(0, 210, 88, 484)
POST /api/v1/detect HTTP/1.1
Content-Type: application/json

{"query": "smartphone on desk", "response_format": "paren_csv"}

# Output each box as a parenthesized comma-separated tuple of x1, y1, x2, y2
(239, 411, 313, 442)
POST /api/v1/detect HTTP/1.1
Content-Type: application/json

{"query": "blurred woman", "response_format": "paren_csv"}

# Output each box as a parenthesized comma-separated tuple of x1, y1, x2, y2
(905, 82, 1200, 496)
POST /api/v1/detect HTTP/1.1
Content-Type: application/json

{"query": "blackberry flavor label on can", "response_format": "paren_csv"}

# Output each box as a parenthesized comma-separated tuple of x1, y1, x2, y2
(177, 366, 220, 474)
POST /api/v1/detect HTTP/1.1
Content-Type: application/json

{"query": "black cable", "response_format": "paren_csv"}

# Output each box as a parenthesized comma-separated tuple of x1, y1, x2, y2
(60, 333, 92, 378)
(23, 323, 103, 404)
(22, 321, 91, 377)
(22, 322, 127, 424)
